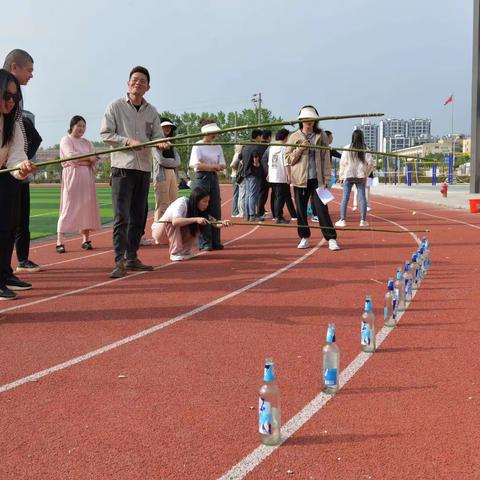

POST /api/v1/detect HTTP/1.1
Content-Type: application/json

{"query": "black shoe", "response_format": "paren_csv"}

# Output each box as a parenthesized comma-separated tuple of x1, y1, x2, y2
(275, 217, 290, 225)
(5, 275, 32, 291)
(0, 286, 17, 300)
(199, 245, 213, 251)
(125, 258, 154, 271)
(81, 241, 93, 250)
(212, 244, 224, 250)
(110, 260, 127, 278)
(56, 244, 66, 254)
(16, 260, 41, 272)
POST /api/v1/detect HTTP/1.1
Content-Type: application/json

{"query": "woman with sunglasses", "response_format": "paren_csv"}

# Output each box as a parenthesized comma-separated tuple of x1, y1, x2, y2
(0, 69, 37, 300)
(56, 115, 101, 253)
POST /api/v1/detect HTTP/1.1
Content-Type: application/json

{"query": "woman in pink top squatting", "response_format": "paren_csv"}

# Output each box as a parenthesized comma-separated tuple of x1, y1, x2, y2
(56, 115, 101, 253)
(151, 187, 231, 261)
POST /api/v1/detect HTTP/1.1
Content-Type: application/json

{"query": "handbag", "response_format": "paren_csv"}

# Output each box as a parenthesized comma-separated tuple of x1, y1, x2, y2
(236, 173, 244, 185)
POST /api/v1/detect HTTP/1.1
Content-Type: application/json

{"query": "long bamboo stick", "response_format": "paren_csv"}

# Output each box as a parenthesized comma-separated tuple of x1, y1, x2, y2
(1, 113, 384, 174)
(154, 220, 430, 234)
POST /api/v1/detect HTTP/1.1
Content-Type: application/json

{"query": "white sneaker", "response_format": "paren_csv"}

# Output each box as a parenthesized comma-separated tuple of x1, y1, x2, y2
(352, 206, 357, 211)
(328, 239, 340, 251)
(291, 217, 297, 221)
(359, 220, 369, 227)
(367, 206, 371, 211)
(181, 251, 195, 260)
(231, 214, 243, 218)
(335, 219, 347, 227)
(140, 238, 153, 246)
(311, 215, 319, 222)
(170, 254, 186, 261)
(297, 238, 310, 249)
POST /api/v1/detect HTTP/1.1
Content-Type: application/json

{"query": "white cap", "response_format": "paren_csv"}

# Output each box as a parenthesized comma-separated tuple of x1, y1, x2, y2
(160, 120, 176, 128)
(297, 106, 320, 121)
(200, 122, 221, 134)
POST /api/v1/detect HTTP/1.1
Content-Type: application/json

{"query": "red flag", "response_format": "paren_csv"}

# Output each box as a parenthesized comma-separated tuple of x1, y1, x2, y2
(443, 94, 453, 106)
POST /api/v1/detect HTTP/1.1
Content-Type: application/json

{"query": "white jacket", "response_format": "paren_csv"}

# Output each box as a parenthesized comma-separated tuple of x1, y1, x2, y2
(338, 144, 374, 180)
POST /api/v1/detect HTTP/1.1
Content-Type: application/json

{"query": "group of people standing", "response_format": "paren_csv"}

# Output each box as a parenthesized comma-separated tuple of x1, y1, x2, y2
(1, 54, 376, 299)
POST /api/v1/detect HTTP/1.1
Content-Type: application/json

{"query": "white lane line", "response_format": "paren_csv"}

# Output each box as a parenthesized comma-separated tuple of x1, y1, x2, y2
(30, 202, 111, 218)
(217, 204, 421, 480)
(372, 198, 480, 230)
(0, 226, 259, 315)
(0, 237, 324, 394)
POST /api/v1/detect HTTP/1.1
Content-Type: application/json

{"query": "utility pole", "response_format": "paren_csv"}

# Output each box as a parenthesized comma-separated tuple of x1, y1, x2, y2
(471, 0, 480, 193)
(251, 92, 262, 123)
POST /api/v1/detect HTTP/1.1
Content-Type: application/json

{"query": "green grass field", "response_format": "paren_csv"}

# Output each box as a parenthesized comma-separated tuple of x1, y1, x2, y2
(29, 185, 188, 240)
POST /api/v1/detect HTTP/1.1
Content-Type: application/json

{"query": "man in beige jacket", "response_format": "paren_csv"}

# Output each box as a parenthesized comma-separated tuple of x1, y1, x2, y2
(285, 105, 340, 251)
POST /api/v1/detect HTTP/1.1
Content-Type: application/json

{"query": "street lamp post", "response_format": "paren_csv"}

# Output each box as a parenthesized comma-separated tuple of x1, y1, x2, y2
(471, 0, 480, 193)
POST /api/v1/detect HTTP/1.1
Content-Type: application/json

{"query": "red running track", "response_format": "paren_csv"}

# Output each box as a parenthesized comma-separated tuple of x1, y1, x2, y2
(0, 185, 479, 479)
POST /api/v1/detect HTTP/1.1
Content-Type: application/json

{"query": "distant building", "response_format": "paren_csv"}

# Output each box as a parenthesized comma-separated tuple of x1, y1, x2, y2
(378, 118, 432, 152)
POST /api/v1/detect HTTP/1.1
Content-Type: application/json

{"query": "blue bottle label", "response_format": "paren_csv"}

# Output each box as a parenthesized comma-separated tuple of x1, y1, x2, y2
(324, 368, 338, 387)
(259, 397, 272, 434)
(361, 321, 371, 346)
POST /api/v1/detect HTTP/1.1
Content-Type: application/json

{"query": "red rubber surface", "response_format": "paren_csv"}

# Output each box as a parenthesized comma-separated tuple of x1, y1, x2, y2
(1, 186, 479, 479)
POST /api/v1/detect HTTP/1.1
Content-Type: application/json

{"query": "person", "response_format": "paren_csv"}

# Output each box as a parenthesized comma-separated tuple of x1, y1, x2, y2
(230, 144, 243, 217)
(335, 129, 374, 227)
(285, 105, 340, 250)
(240, 129, 263, 221)
(3, 49, 42, 273)
(189, 119, 226, 251)
(178, 177, 190, 190)
(56, 116, 101, 252)
(152, 117, 181, 222)
(267, 128, 296, 224)
(100, 66, 170, 278)
(0, 69, 37, 299)
(257, 129, 272, 218)
(353, 171, 374, 212)
(151, 187, 231, 261)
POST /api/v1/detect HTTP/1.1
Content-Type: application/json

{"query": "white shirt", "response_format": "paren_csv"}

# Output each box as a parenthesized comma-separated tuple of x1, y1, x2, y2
(338, 144, 374, 181)
(267, 145, 289, 183)
(159, 196, 188, 222)
(189, 141, 225, 171)
(0, 117, 28, 179)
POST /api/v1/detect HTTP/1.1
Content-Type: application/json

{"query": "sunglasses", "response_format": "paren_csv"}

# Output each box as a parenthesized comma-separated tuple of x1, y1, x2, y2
(3, 92, 21, 102)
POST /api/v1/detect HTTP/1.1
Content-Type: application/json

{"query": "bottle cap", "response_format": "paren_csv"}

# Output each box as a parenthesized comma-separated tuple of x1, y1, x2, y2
(396, 270, 403, 280)
(364, 297, 372, 312)
(404, 262, 410, 271)
(387, 279, 394, 290)
(412, 253, 417, 262)
(326, 323, 336, 342)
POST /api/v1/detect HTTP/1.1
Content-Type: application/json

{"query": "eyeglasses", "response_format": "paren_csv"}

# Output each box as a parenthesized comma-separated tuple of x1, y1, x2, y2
(3, 92, 21, 102)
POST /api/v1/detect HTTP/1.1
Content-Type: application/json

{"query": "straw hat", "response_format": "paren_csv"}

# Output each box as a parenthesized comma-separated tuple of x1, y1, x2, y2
(201, 122, 221, 134)
(297, 105, 320, 121)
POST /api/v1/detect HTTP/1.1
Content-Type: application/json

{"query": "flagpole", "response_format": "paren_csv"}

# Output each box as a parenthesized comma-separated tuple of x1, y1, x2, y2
(451, 94, 455, 183)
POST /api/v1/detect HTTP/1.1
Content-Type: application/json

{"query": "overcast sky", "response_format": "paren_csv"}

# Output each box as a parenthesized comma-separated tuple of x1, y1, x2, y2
(2, 0, 474, 147)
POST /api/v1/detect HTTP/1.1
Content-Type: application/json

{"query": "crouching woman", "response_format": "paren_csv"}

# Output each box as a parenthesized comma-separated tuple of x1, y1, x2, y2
(151, 187, 231, 261)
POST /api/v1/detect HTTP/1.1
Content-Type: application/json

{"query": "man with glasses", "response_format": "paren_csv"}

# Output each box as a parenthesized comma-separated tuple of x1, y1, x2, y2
(101, 66, 170, 278)
(3, 49, 42, 274)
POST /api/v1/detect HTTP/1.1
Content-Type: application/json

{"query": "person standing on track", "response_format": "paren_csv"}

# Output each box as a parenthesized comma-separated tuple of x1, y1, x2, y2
(151, 187, 231, 261)
(56, 116, 101, 253)
(0, 69, 37, 300)
(100, 66, 170, 279)
(3, 49, 42, 273)
(335, 129, 374, 228)
(285, 105, 340, 251)
(188, 118, 226, 251)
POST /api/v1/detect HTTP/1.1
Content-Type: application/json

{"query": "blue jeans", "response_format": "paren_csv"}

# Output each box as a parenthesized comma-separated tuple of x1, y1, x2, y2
(231, 177, 240, 216)
(341, 180, 367, 221)
(245, 175, 261, 218)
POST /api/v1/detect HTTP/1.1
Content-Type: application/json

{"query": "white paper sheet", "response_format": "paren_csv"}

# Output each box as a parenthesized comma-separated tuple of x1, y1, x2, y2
(316, 186, 335, 205)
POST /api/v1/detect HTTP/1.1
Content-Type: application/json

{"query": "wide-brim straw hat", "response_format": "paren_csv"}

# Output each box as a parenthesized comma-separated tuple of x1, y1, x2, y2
(297, 106, 321, 121)
(201, 122, 221, 134)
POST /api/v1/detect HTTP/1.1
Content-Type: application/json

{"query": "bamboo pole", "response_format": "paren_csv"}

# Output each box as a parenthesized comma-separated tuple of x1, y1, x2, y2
(154, 220, 430, 234)
(1, 113, 384, 175)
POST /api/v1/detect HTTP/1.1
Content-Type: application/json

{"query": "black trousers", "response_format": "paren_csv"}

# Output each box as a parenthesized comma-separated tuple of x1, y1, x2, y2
(192, 171, 221, 248)
(272, 183, 296, 219)
(14, 182, 31, 263)
(111, 168, 150, 263)
(293, 179, 336, 241)
(0, 172, 21, 286)
(257, 178, 270, 216)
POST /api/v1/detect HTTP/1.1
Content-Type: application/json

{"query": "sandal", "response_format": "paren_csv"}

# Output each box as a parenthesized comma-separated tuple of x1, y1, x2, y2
(56, 244, 66, 254)
(81, 241, 93, 250)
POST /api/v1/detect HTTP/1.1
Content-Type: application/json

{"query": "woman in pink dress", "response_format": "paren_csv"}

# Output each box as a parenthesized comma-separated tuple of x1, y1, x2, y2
(56, 115, 101, 253)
